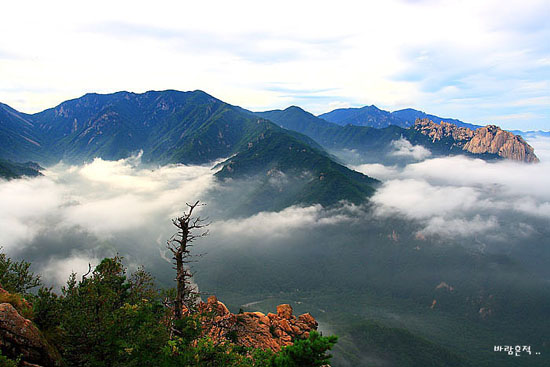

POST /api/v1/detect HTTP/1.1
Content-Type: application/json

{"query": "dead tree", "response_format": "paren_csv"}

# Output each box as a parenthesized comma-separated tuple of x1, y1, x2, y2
(166, 200, 209, 320)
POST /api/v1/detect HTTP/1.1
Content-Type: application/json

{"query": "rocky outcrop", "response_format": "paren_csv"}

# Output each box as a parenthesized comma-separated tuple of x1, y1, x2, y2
(463, 125, 538, 162)
(0, 287, 61, 367)
(198, 296, 318, 352)
(413, 118, 539, 162)
(414, 118, 474, 145)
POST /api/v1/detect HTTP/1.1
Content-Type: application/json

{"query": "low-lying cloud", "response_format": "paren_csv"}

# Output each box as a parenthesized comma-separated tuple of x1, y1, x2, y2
(211, 203, 360, 243)
(355, 135, 550, 240)
(390, 137, 432, 160)
(0, 154, 363, 287)
(0, 154, 218, 285)
(1, 135, 550, 288)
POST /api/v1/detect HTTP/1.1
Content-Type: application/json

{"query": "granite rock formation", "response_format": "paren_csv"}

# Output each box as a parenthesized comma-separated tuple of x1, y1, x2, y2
(0, 287, 61, 367)
(413, 119, 539, 162)
(198, 296, 318, 352)
(463, 125, 539, 162)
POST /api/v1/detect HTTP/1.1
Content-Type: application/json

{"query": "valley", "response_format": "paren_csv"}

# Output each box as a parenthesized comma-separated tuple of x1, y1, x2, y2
(1, 90, 548, 366)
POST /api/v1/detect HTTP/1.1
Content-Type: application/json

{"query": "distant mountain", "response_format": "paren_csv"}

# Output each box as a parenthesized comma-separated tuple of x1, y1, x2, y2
(319, 106, 481, 130)
(258, 106, 416, 160)
(0, 90, 378, 208)
(0, 103, 44, 162)
(257, 106, 339, 140)
(259, 106, 537, 163)
(511, 130, 550, 138)
(216, 128, 378, 212)
(0, 159, 42, 179)
(318, 105, 407, 128)
(2, 91, 326, 166)
(391, 108, 481, 129)
(30, 90, 275, 164)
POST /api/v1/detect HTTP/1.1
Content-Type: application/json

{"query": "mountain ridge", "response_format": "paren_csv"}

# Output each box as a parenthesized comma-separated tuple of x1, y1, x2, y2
(260, 105, 537, 163)
(0, 90, 378, 207)
(319, 105, 482, 130)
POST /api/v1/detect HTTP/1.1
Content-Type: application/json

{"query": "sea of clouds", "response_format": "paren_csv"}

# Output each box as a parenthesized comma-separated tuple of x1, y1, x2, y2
(353, 135, 550, 241)
(1, 135, 549, 287)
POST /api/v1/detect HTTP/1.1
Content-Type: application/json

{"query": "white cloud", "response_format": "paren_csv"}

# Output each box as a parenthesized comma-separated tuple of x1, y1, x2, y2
(370, 138, 550, 238)
(0, 154, 217, 250)
(419, 215, 499, 239)
(372, 179, 479, 219)
(1, 137, 550, 288)
(41, 254, 101, 287)
(400, 155, 550, 200)
(390, 138, 432, 160)
(351, 163, 399, 180)
(0, 0, 547, 129)
(525, 135, 550, 162)
(0, 176, 65, 247)
(212, 204, 356, 242)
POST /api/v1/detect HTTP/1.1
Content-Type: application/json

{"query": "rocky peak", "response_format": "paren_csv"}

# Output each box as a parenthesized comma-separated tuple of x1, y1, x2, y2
(463, 125, 539, 163)
(413, 118, 474, 144)
(413, 119, 539, 162)
(198, 296, 318, 352)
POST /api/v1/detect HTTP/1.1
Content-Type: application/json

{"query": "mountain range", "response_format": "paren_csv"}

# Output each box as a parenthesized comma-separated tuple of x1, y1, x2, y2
(258, 106, 538, 162)
(0, 90, 379, 209)
(0, 90, 538, 195)
(1, 90, 548, 367)
(318, 105, 481, 130)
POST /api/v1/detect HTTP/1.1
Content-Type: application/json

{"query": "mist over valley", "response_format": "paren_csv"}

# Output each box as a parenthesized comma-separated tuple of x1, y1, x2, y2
(1, 94, 549, 365)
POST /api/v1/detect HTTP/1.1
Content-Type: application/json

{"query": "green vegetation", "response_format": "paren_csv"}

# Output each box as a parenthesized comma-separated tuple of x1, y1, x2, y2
(0, 247, 41, 294)
(257, 106, 498, 161)
(272, 331, 337, 367)
(0, 251, 337, 367)
(196, 214, 550, 367)
(345, 320, 465, 367)
(1, 90, 379, 209)
(0, 291, 34, 319)
(0, 159, 42, 180)
(215, 129, 378, 212)
(0, 352, 19, 367)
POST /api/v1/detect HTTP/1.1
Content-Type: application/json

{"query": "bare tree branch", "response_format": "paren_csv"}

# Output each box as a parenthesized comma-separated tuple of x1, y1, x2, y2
(167, 200, 209, 322)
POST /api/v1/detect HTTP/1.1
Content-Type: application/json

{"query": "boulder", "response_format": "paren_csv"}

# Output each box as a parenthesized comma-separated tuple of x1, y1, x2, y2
(0, 302, 60, 367)
(197, 297, 318, 352)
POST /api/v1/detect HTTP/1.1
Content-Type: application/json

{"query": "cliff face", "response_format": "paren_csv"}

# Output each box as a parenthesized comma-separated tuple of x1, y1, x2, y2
(413, 119, 539, 162)
(413, 119, 474, 146)
(198, 296, 318, 352)
(0, 287, 61, 367)
(463, 125, 539, 163)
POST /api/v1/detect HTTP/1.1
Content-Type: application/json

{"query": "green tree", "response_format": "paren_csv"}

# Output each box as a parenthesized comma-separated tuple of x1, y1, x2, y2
(0, 352, 19, 367)
(57, 256, 168, 367)
(272, 331, 338, 367)
(0, 247, 41, 294)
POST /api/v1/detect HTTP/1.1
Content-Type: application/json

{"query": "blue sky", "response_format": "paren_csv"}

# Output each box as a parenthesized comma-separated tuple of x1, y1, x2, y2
(0, 0, 548, 130)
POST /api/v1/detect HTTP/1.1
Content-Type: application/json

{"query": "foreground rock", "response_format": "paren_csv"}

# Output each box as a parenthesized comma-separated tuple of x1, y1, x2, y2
(0, 287, 61, 367)
(198, 296, 318, 352)
(414, 118, 539, 162)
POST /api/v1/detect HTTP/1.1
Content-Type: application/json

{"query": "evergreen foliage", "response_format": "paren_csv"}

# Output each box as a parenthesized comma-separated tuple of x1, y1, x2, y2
(272, 331, 337, 367)
(0, 248, 41, 294)
(0, 248, 337, 367)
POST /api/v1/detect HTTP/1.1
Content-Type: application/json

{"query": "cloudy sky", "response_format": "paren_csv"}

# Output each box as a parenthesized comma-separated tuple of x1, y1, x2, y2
(0, 0, 548, 130)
